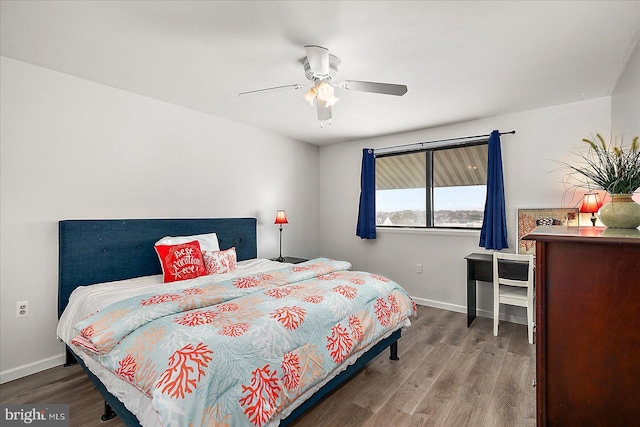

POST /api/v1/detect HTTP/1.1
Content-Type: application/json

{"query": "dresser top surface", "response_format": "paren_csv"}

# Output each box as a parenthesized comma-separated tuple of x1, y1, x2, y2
(523, 226, 640, 244)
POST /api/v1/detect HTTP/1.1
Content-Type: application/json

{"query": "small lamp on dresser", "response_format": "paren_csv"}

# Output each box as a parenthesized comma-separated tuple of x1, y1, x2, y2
(580, 192, 602, 226)
(274, 209, 288, 262)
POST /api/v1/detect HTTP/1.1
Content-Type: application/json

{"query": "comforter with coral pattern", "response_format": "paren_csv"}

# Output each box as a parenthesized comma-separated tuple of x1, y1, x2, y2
(71, 258, 416, 426)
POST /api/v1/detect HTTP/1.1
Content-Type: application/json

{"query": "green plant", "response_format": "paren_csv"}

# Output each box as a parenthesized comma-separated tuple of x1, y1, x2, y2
(563, 133, 640, 194)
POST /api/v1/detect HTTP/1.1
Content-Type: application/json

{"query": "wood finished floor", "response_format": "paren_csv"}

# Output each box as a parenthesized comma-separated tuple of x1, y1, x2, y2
(0, 306, 536, 426)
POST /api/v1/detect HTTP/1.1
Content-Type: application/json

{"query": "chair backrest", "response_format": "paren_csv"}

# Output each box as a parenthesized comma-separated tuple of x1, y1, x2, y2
(493, 252, 535, 289)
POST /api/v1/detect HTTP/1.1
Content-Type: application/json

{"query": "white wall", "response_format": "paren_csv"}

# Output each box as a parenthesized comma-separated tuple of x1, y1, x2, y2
(612, 39, 640, 139)
(318, 97, 611, 320)
(0, 57, 319, 383)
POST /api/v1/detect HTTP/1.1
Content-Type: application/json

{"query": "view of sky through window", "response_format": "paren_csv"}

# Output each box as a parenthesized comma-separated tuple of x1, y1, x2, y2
(377, 186, 485, 227)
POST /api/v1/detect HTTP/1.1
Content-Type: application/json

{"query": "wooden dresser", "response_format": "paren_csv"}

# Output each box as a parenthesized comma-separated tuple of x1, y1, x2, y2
(523, 226, 640, 425)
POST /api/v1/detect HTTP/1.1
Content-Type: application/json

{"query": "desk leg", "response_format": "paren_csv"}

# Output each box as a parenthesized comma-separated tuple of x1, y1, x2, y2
(467, 260, 476, 327)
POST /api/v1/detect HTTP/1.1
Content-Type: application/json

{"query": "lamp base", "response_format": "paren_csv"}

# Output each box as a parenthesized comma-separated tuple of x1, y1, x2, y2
(275, 256, 286, 262)
(590, 213, 597, 226)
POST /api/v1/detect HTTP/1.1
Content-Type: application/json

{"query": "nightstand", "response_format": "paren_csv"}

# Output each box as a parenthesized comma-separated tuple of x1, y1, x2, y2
(272, 257, 308, 264)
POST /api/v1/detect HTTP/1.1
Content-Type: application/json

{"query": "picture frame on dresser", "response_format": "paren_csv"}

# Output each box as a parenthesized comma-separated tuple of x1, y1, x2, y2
(516, 208, 579, 254)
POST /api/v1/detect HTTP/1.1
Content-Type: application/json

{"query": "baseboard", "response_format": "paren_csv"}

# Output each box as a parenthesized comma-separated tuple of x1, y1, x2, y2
(412, 297, 527, 325)
(0, 353, 65, 384)
(412, 297, 466, 314)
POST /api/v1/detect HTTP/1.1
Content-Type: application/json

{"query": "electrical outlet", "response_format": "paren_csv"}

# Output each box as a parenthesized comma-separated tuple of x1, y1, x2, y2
(16, 300, 29, 318)
(416, 264, 423, 274)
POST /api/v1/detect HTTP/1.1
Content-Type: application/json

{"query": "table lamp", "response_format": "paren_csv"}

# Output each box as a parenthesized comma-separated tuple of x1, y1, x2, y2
(580, 192, 602, 226)
(274, 210, 288, 262)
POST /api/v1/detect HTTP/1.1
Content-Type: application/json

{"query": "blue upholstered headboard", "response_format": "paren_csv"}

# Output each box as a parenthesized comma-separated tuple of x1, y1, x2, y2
(58, 218, 257, 318)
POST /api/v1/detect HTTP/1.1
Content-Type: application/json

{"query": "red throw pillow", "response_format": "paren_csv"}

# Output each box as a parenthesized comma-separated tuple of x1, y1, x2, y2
(155, 240, 206, 283)
(203, 247, 237, 275)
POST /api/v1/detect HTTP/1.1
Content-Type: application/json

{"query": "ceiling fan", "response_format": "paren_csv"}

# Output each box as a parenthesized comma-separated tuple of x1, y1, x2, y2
(238, 45, 408, 127)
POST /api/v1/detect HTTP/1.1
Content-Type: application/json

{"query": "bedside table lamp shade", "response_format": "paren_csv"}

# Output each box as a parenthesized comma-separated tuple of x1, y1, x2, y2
(580, 192, 602, 226)
(274, 210, 288, 262)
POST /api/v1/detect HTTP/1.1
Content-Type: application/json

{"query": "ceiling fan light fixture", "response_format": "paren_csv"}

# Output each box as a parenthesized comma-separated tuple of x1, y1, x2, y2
(314, 81, 339, 107)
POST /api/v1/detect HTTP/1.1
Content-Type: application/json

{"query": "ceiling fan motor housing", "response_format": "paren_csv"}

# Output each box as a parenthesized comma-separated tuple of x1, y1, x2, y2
(303, 54, 340, 81)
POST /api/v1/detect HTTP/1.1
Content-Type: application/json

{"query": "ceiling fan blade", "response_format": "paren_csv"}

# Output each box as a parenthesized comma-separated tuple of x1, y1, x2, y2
(238, 84, 304, 97)
(305, 45, 330, 76)
(340, 80, 408, 96)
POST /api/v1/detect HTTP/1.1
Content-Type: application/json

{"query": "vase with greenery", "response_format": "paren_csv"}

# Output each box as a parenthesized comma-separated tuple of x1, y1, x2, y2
(562, 133, 640, 229)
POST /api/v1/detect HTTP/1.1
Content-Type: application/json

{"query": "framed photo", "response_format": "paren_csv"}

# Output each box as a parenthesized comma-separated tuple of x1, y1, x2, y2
(517, 208, 579, 254)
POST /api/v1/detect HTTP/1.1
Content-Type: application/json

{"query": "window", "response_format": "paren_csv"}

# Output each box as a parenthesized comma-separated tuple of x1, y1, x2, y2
(376, 143, 488, 229)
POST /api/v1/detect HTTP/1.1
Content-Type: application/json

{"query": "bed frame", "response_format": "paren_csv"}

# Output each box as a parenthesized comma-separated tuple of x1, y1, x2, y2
(58, 218, 400, 426)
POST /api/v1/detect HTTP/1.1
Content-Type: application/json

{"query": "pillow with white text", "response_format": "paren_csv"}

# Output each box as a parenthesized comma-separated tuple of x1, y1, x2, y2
(155, 240, 206, 283)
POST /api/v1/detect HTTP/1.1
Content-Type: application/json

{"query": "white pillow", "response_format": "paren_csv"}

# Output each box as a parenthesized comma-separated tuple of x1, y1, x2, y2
(155, 232, 220, 252)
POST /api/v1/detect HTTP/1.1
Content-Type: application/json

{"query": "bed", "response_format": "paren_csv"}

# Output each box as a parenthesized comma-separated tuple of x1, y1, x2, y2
(57, 218, 416, 426)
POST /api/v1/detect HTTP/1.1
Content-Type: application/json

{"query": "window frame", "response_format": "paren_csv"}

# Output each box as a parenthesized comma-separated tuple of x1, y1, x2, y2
(375, 140, 488, 230)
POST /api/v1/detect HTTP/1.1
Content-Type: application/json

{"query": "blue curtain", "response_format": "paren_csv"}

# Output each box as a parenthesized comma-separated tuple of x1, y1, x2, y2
(356, 148, 376, 239)
(479, 130, 508, 250)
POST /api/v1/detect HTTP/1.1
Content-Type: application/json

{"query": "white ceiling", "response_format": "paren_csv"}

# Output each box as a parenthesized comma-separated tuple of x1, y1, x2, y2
(2, 1, 639, 145)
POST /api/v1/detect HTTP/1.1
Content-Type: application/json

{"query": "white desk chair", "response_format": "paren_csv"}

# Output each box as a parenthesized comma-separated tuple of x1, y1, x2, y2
(493, 252, 535, 344)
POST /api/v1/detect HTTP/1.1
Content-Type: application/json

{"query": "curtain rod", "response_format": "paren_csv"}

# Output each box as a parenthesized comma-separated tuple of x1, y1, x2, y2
(373, 130, 516, 156)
